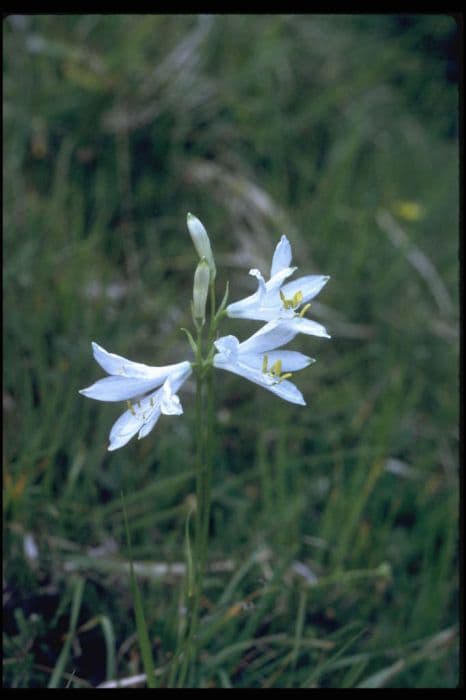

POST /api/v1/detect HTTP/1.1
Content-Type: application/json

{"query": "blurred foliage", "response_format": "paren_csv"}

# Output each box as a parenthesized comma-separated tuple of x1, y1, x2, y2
(3, 14, 459, 688)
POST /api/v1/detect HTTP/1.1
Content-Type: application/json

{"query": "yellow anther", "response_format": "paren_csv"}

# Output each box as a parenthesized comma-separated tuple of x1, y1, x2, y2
(262, 354, 269, 374)
(126, 400, 136, 416)
(270, 359, 282, 377)
(280, 290, 294, 310)
(280, 288, 303, 310)
(262, 356, 292, 384)
(299, 302, 312, 318)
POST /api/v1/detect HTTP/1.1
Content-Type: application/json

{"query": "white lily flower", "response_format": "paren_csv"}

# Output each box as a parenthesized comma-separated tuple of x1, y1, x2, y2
(226, 234, 331, 338)
(213, 320, 314, 405)
(79, 342, 192, 450)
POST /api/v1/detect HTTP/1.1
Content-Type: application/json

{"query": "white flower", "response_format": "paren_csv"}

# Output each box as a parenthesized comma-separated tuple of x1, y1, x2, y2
(79, 342, 192, 451)
(226, 234, 331, 338)
(213, 320, 314, 405)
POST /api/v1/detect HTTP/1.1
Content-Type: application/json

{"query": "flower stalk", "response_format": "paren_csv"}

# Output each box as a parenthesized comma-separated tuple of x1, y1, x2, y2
(176, 277, 218, 686)
(79, 214, 331, 687)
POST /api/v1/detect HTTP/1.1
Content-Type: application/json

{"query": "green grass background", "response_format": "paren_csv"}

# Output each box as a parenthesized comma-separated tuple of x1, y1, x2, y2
(3, 14, 459, 688)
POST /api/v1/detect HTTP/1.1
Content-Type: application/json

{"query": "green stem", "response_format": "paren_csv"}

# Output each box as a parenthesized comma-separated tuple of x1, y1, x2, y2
(176, 281, 217, 687)
(201, 370, 215, 569)
(202, 280, 216, 561)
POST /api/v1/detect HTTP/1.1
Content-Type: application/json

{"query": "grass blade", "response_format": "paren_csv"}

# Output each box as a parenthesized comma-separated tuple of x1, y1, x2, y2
(48, 577, 85, 688)
(121, 491, 157, 689)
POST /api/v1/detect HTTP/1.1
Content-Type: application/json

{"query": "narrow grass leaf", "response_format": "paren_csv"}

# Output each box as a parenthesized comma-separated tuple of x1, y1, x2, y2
(48, 577, 85, 688)
(185, 504, 195, 597)
(121, 491, 157, 689)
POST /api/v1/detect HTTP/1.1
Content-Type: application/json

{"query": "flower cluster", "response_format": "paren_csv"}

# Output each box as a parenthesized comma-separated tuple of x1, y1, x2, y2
(80, 215, 330, 450)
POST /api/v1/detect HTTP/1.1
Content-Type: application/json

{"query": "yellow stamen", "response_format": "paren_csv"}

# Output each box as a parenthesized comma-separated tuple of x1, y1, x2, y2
(299, 302, 312, 318)
(280, 289, 303, 310)
(270, 359, 282, 377)
(126, 400, 136, 416)
(262, 354, 269, 374)
(262, 354, 293, 384)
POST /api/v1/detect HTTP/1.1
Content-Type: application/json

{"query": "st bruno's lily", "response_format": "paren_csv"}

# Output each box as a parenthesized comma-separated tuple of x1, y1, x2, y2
(79, 342, 192, 450)
(226, 234, 331, 338)
(213, 320, 314, 405)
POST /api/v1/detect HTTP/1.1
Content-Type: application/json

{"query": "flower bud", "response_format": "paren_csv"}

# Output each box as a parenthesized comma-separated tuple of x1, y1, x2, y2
(187, 212, 216, 280)
(192, 258, 210, 325)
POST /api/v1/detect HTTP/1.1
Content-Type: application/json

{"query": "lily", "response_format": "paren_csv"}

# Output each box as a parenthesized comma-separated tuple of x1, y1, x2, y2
(79, 342, 192, 450)
(226, 234, 331, 338)
(213, 320, 314, 405)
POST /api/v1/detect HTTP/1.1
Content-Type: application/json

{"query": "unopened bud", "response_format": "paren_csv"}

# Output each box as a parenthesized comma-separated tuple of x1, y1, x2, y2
(192, 258, 210, 325)
(187, 213, 216, 280)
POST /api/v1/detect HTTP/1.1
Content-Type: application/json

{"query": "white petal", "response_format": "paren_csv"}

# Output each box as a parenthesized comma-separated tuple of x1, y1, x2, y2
(226, 297, 256, 319)
(240, 350, 315, 372)
(108, 384, 164, 448)
(213, 335, 240, 362)
(266, 378, 306, 405)
(213, 357, 306, 405)
(279, 317, 331, 338)
(225, 269, 266, 319)
(249, 268, 267, 297)
(281, 275, 330, 304)
(265, 266, 297, 293)
(238, 320, 299, 355)
(108, 407, 144, 451)
(160, 380, 183, 415)
(91, 342, 157, 378)
(91, 341, 189, 382)
(137, 408, 162, 439)
(227, 267, 296, 322)
(166, 361, 193, 392)
(270, 235, 293, 277)
(226, 268, 281, 320)
(79, 375, 166, 402)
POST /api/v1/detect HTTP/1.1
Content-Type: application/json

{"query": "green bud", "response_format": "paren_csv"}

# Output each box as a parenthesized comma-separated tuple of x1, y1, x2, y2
(187, 212, 216, 280)
(192, 258, 210, 325)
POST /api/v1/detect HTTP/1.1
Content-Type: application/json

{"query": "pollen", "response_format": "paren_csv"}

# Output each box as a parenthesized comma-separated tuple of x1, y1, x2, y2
(126, 400, 136, 416)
